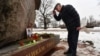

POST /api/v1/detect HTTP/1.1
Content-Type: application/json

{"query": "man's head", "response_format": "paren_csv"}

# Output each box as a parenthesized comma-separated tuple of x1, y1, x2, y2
(54, 3, 62, 12)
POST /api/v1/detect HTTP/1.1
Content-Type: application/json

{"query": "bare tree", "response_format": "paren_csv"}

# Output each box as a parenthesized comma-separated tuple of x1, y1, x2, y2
(86, 15, 96, 28)
(39, 0, 54, 29)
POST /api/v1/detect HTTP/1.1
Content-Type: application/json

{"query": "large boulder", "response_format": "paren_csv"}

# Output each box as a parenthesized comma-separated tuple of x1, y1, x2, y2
(0, 0, 41, 47)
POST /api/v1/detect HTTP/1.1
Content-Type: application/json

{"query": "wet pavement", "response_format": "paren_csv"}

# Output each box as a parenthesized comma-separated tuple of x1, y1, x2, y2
(45, 41, 100, 56)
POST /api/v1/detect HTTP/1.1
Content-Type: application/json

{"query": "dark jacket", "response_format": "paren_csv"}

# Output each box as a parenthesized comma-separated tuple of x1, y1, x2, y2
(54, 5, 80, 30)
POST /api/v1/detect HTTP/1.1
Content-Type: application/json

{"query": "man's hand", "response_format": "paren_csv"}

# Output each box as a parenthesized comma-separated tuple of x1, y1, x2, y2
(53, 10, 56, 15)
(76, 27, 81, 31)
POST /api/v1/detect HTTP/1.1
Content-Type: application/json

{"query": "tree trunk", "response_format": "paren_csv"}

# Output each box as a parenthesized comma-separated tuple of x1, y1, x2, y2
(44, 17, 47, 29)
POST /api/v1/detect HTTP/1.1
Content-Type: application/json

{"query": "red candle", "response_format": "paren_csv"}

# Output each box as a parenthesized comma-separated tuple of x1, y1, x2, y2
(19, 41, 24, 46)
(31, 33, 38, 41)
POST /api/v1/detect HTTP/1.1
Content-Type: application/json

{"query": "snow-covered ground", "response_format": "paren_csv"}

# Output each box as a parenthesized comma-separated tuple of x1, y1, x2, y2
(32, 28, 100, 52)
(79, 32, 100, 52)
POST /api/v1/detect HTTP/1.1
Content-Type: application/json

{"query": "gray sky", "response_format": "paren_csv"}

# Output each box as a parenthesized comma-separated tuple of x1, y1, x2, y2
(55, 0, 100, 20)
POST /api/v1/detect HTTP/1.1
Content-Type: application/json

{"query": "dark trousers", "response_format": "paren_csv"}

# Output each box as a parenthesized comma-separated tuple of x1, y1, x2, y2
(67, 29, 79, 56)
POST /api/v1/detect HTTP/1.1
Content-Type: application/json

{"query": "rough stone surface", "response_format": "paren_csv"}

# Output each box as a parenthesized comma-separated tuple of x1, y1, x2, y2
(0, 0, 40, 47)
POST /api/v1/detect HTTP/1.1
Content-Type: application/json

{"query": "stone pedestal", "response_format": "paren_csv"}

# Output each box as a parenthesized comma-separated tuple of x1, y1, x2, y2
(7, 36, 60, 56)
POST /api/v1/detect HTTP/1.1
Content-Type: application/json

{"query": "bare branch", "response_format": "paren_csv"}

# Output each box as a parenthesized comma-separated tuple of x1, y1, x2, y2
(39, 0, 53, 15)
(37, 0, 54, 29)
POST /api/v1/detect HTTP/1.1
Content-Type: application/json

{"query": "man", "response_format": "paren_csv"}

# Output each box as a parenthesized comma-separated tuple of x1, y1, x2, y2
(53, 3, 81, 56)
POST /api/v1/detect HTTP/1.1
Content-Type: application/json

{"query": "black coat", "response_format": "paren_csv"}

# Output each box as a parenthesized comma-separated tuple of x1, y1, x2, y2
(54, 5, 80, 30)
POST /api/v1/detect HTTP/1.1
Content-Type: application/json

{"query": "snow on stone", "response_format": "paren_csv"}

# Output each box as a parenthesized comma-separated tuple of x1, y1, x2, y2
(32, 28, 100, 52)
